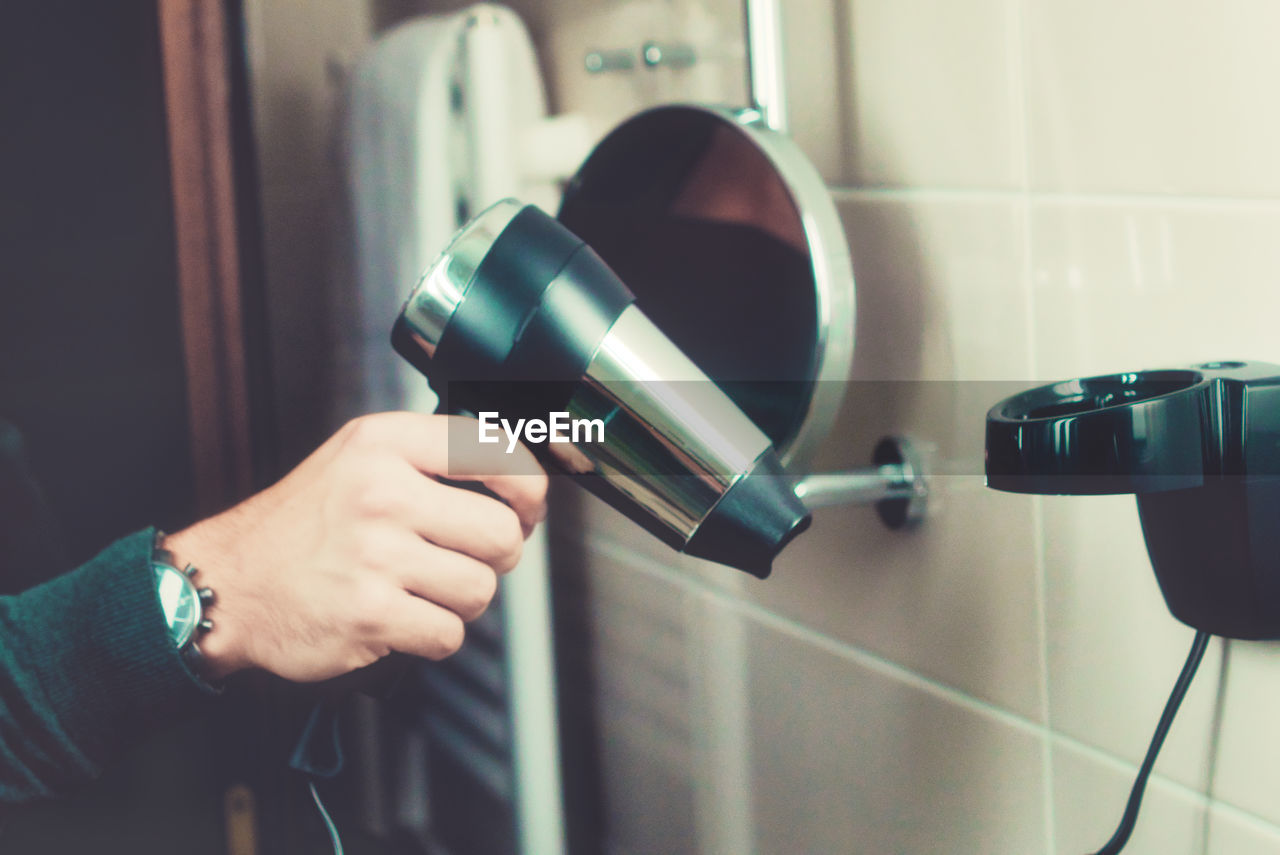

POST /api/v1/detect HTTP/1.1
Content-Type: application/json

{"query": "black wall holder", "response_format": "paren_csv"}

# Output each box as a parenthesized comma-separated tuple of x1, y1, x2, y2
(986, 360, 1280, 639)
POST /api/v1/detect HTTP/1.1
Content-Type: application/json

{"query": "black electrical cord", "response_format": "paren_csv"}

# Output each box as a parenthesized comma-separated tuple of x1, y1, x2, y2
(1089, 629, 1212, 855)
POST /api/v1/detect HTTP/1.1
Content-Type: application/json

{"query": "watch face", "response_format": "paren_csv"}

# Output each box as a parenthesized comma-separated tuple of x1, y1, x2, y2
(154, 564, 200, 647)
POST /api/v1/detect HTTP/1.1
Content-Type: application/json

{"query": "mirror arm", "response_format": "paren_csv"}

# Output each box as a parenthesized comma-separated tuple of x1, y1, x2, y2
(744, 0, 788, 133)
(793, 436, 929, 530)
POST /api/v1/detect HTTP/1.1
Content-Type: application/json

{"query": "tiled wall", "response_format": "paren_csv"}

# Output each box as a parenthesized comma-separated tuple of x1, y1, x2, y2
(546, 1, 1280, 853)
(245, 1, 1280, 853)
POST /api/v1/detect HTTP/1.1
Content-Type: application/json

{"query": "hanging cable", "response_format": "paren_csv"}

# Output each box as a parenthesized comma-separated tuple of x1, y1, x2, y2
(1089, 629, 1212, 855)
(308, 779, 344, 855)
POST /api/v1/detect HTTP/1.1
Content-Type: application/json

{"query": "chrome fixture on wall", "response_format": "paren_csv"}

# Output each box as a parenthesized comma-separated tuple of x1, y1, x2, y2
(583, 48, 635, 74)
(641, 41, 697, 70)
(583, 42, 699, 73)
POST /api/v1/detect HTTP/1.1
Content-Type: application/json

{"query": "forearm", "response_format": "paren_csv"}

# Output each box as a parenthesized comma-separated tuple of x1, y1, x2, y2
(0, 529, 215, 802)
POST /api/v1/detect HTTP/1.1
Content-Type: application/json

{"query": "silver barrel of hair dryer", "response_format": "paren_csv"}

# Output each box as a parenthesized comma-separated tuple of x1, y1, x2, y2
(392, 198, 811, 578)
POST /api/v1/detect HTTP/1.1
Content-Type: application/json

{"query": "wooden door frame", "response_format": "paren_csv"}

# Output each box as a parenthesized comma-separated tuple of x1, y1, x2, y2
(156, 0, 254, 514)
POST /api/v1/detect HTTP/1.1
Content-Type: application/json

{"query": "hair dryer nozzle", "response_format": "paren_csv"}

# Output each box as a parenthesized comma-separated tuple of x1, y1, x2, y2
(684, 449, 811, 579)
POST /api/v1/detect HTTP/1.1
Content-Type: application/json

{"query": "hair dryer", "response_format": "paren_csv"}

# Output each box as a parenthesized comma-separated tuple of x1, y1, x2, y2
(392, 198, 811, 578)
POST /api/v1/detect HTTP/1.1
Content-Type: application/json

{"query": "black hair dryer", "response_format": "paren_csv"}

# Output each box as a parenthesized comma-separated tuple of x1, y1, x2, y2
(986, 361, 1280, 639)
(392, 199, 811, 578)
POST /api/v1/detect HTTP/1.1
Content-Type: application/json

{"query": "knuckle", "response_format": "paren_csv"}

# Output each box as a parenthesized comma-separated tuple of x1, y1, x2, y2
(460, 569, 498, 621)
(524, 473, 549, 511)
(337, 413, 396, 454)
(353, 544, 388, 580)
(349, 644, 387, 672)
(348, 582, 393, 635)
(349, 480, 398, 521)
(347, 527, 393, 573)
(531, 470, 550, 501)
(491, 513, 524, 573)
(430, 615, 466, 659)
(337, 414, 375, 446)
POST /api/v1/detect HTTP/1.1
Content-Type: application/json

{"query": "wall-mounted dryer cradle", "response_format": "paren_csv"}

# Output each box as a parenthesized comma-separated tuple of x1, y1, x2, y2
(986, 360, 1280, 638)
(987, 362, 1280, 854)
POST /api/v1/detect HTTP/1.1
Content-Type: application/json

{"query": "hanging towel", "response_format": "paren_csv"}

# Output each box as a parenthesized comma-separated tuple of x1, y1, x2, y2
(342, 4, 559, 417)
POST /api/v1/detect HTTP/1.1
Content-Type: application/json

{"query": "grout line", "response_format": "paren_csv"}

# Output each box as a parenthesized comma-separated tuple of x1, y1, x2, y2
(584, 535, 1044, 739)
(828, 185, 1280, 213)
(1049, 732, 1280, 840)
(831, 0, 856, 183)
(1006, 0, 1055, 844)
(579, 533, 1280, 843)
(1005, 0, 1032, 198)
(1031, 495, 1057, 855)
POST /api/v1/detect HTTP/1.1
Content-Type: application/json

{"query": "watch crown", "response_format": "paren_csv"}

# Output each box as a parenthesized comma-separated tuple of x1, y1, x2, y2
(198, 587, 216, 607)
(198, 618, 215, 634)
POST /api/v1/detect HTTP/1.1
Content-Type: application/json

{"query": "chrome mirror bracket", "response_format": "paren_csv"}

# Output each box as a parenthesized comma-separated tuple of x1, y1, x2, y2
(794, 436, 929, 530)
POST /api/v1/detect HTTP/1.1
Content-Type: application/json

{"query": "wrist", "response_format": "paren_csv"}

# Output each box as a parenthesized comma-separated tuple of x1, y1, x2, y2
(163, 522, 252, 680)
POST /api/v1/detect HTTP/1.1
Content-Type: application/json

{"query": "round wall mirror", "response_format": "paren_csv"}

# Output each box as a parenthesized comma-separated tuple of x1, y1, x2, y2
(558, 104, 855, 467)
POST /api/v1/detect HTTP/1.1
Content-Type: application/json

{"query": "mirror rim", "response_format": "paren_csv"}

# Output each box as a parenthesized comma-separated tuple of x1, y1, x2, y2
(560, 103, 855, 468)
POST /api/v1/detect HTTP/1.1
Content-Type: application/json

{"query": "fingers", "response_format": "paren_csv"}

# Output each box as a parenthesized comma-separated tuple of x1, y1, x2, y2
(378, 594, 467, 661)
(404, 545, 497, 621)
(338, 412, 549, 537)
(442, 462, 548, 539)
(262, 412, 549, 676)
(376, 529, 499, 620)
(377, 468, 525, 573)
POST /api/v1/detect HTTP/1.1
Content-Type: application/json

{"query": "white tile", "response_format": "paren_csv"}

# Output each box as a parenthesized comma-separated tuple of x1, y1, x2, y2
(1053, 740, 1204, 855)
(754, 473, 1046, 720)
(550, 479, 751, 596)
(837, 194, 1033, 381)
(669, 0, 752, 108)
(544, 0, 685, 138)
(744, 613, 1049, 854)
(1040, 494, 1228, 791)
(735, 196, 1043, 719)
(546, 0, 840, 184)
(844, 0, 1023, 189)
(1052, 740, 1280, 855)
(574, 542, 703, 855)
(1203, 641, 1280, 829)
(1024, 0, 1280, 196)
(685, 592, 756, 854)
(779, 0, 845, 182)
(1207, 803, 1280, 855)
(1031, 200, 1280, 380)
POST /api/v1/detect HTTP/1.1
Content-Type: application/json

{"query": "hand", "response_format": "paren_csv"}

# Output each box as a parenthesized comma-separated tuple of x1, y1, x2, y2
(164, 412, 548, 682)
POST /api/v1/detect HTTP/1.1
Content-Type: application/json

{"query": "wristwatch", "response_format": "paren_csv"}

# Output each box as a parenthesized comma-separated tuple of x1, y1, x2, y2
(152, 533, 216, 677)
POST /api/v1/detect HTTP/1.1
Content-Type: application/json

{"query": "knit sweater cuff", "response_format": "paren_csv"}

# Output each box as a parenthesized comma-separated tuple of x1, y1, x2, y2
(10, 528, 218, 779)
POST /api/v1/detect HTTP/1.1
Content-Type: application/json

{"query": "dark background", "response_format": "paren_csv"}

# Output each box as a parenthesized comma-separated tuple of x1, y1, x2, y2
(0, 1, 195, 564)
(0, 0, 223, 851)
(0, 3, 270, 852)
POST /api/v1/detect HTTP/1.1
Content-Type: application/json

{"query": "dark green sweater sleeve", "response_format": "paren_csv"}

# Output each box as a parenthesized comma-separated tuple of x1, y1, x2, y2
(0, 528, 217, 802)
